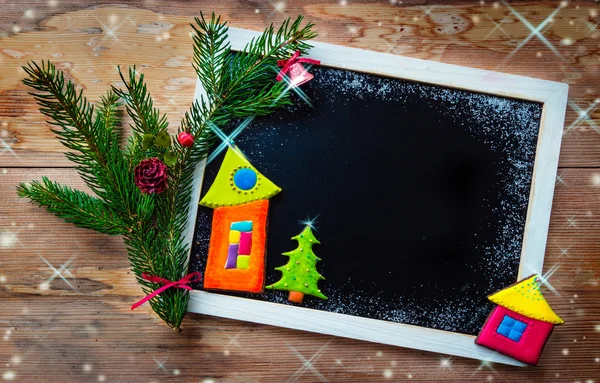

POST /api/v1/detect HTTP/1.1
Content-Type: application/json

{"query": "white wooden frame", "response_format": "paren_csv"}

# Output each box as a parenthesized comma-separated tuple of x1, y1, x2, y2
(183, 27, 569, 366)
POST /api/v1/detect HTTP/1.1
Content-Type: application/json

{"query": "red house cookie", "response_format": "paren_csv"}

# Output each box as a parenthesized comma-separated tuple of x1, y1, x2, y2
(475, 275, 564, 365)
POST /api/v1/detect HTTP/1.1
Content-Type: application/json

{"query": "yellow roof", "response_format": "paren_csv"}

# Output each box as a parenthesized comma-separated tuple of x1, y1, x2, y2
(488, 275, 564, 325)
(199, 146, 281, 208)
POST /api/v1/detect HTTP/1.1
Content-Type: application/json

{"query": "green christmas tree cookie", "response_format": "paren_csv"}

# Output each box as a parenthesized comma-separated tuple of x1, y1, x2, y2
(266, 225, 327, 303)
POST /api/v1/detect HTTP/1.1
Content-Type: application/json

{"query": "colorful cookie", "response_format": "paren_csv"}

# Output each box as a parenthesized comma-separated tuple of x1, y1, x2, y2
(266, 225, 327, 304)
(475, 275, 564, 365)
(200, 147, 281, 293)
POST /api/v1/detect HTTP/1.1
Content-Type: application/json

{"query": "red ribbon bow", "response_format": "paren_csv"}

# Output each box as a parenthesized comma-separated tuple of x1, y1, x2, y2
(131, 271, 202, 310)
(276, 50, 320, 82)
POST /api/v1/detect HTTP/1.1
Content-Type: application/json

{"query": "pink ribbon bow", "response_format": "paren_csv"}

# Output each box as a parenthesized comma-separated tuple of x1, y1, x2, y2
(131, 271, 202, 310)
(276, 50, 320, 82)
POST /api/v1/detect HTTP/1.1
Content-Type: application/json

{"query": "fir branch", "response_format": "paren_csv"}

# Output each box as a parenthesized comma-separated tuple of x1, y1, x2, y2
(18, 13, 317, 332)
(17, 177, 127, 235)
(193, 15, 316, 123)
(222, 15, 316, 107)
(139, 15, 317, 330)
(113, 67, 168, 136)
(192, 13, 230, 101)
(22, 61, 139, 220)
(160, 12, 318, 272)
(96, 90, 122, 144)
(113, 67, 170, 167)
(114, 68, 189, 329)
(22, 61, 96, 150)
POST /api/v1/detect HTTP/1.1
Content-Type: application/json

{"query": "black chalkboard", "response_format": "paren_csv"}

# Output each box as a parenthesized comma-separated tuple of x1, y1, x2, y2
(189, 66, 542, 336)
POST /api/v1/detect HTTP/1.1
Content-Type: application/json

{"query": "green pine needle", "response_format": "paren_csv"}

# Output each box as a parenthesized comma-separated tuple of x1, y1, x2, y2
(17, 177, 127, 235)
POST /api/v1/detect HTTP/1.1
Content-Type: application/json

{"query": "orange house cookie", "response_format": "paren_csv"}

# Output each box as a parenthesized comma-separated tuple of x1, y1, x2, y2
(199, 147, 281, 293)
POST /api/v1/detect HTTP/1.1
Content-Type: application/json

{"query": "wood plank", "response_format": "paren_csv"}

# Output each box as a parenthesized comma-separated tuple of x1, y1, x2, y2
(1, 1, 599, 381)
(0, 2, 599, 167)
(1, 167, 598, 382)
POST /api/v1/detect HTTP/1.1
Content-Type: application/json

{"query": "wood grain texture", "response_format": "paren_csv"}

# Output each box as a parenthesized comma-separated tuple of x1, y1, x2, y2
(1, 1, 599, 382)
(1, 1, 599, 167)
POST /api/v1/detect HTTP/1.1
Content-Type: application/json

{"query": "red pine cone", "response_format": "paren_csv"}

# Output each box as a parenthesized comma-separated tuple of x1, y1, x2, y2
(134, 158, 168, 194)
(177, 132, 194, 147)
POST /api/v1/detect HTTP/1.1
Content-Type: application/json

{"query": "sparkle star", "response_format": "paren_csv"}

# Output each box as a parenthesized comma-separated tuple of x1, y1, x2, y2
(347, 25, 359, 35)
(38, 255, 77, 292)
(538, 263, 561, 296)
(286, 341, 330, 382)
(272, 65, 314, 108)
(206, 117, 254, 164)
(0, 137, 20, 160)
(585, 21, 598, 35)
(298, 215, 319, 229)
(385, 42, 399, 54)
(556, 171, 567, 186)
(420, 5, 436, 19)
(564, 100, 599, 136)
(439, 356, 452, 368)
(484, 14, 512, 40)
(153, 356, 168, 372)
(95, 15, 136, 49)
(475, 359, 496, 374)
(269, 0, 286, 15)
(224, 328, 250, 355)
(558, 246, 571, 258)
(499, 1, 565, 64)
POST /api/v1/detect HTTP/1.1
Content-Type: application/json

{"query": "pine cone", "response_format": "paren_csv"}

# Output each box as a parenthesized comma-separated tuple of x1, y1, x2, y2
(134, 158, 168, 194)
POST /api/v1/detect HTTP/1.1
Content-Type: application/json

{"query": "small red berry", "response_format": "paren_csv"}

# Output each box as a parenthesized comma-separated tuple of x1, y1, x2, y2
(177, 132, 194, 147)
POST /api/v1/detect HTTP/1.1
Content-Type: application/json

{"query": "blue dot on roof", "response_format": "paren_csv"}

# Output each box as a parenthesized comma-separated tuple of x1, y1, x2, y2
(234, 168, 257, 190)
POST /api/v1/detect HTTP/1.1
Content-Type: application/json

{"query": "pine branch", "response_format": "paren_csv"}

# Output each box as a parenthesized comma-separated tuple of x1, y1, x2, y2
(114, 68, 190, 329)
(131, 13, 317, 329)
(113, 67, 168, 136)
(96, 90, 122, 145)
(17, 177, 127, 235)
(22, 61, 103, 197)
(113, 67, 170, 168)
(167, 12, 317, 264)
(138, 14, 317, 329)
(192, 13, 230, 102)
(188, 13, 317, 138)
(18, 13, 317, 332)
(22, 61, 140, 220)
(221, 15, 316, 111)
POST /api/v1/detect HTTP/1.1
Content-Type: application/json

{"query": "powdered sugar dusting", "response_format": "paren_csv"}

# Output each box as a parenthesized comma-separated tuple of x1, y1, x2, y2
(190, 67, 542, 335)
(311, 68, 541, 298)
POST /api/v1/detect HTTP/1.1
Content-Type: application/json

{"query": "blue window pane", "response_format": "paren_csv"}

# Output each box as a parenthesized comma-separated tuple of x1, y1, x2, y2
(513, 321, 527, 333)
(497, 315, 527, 342)
(508, 330, 523, 342)
(502, 316, 515, 327)
(497, 324, 511, 338)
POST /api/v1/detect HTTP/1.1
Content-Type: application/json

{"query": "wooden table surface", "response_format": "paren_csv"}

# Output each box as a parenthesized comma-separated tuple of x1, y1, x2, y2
(1, 1, 599, 382)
